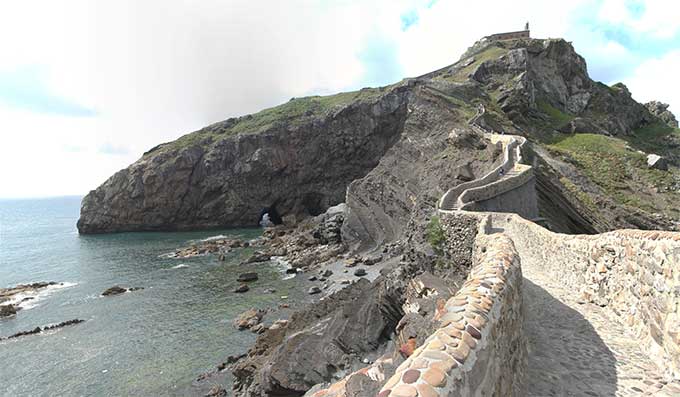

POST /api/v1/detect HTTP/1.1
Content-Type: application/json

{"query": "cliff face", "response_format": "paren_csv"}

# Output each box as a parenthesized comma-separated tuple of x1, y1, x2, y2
(78, 88, 410, 233)
(78, 35, 680, 236)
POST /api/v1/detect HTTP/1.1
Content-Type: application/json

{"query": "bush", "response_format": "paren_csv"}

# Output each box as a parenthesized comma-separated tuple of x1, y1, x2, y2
(426, 216, 446, 254)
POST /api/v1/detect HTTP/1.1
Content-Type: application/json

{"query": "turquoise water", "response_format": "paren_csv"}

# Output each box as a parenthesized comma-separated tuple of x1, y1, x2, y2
(0, 196, 304, 396)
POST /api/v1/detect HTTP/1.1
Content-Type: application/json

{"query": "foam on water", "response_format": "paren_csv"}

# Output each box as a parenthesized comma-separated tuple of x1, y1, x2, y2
(6, 282, 78, 310)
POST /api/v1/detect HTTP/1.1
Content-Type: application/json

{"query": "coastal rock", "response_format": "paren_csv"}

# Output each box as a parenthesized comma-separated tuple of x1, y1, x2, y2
(233, 283, 250, 293)
(308, 286, 321, 295)
(233, 308, 265, 330)
(77, 88, 411, 234)
(354, 268, 367, 277)
(0, 319, 84, 341)
(245, 252, 270, 264)
(232, 277, 405, 396)
(204, 385, 228, 397)
(0, 281, 58, 305)
(237, 272, 258, 282)
(0, 304, 17, 317)
(101, 286, 128, 296)
(101, 286, 143, 296)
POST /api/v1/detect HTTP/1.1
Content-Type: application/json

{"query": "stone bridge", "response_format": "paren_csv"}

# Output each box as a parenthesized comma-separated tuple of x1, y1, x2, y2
(307, 109, 680, 396)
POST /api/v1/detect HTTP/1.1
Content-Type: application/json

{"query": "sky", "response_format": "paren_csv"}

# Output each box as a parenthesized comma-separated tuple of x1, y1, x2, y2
(0, 0, 679, 198)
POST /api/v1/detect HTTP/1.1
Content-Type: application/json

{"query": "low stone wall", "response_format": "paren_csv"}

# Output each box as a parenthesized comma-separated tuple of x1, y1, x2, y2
(376, 232, 526, 397)
(466, 174, 538, 220)
(306, 227, 527, 397)
(489, 213, 680, 379)
(458, 165, 535, 211)
(438, 139, 519, 210)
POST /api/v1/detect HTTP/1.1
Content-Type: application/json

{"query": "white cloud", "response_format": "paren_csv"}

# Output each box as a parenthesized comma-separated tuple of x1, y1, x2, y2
(0, 0, 677, 198)
(625, 49, 680, 116)
(598, 0, 680, 39)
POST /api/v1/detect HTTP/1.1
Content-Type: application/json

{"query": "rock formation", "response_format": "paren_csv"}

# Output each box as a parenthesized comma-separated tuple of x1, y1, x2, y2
(645, 100, 679, 128)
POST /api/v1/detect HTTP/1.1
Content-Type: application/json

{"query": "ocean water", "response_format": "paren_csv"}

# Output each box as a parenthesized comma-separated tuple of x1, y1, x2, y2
(0, 196, 305, 396)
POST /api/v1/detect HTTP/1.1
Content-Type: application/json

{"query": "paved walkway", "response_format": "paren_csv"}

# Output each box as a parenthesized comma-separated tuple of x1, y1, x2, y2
(519, 245, 680, 396)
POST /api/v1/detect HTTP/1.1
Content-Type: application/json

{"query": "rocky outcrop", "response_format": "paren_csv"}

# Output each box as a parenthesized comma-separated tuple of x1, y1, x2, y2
(78, 88, 410, 233)
(232, 277, 406, 396)
(0, 319, 85, 341)
(101, 286, 143, 296)
(645, 101, 679, 128)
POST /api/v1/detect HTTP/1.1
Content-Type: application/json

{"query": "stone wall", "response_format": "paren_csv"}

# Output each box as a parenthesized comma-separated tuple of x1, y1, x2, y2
(468, 175, 538, 220)
(306, 225, 528, 397)
(376, 232, 526, 397)
(489, 213, 680, 379)
(458, 164, 538, 219)
(485, 31, 530, 41)
(438, 139, 519, 211)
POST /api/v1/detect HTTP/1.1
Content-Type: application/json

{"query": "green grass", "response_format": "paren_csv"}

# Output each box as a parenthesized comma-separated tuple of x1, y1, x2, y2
(440, 46, 508, 83)
(627, 122, 680, 155)
(559, 176, 597, 212)
(547, 133, 678, 214)
(426, 216, 446, 254)
(537, 100, 574, 129)
(151, 87, 388, 154)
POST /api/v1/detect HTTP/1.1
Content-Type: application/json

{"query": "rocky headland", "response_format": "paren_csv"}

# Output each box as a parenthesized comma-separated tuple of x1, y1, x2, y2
(76, 33, 680, 397)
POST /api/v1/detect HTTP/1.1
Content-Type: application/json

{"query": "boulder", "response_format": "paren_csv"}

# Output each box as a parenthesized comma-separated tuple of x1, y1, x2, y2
(233, 308, 265, 330)
(233, 283, 249, 293)
(648, 154, 668, 171)
(308, 286, 321, 295)
(101, 286, 127, 296)
(0, 304, 17, 317)
(237, 272, 259, 282)
(245, 252, 271, 264)
(321, 269, 333, 278)
(354, 268, 367, 277)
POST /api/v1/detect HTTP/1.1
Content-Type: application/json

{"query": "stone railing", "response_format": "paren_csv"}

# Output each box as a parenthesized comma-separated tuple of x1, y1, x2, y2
(438, 138, 520, 211)
(375, 232, 526, 397)
(488, 213, 680, 379)
(458, 164, 533, 211)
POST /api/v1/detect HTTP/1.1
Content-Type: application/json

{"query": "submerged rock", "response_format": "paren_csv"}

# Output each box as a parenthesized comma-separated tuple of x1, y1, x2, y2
(0, 319, 84, 341)
(233, 283, 249, 293)
(101, 286, 143, 296)
(101, 286, 127, 296)
(237, 272, 258, 282)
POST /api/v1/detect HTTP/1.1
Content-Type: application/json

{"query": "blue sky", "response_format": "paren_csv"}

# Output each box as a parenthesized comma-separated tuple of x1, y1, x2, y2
(0, 0, 678, 198)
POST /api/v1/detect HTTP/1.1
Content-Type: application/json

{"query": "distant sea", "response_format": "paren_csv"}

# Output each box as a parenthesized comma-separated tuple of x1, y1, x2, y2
(0, 196, 304, 396)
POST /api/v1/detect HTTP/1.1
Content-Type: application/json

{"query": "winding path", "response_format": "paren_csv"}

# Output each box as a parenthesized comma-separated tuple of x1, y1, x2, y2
(438, 106, 680, 395)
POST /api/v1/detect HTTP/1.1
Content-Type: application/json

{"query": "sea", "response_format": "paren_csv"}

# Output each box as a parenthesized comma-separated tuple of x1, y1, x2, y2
(0, 196, 306, 396)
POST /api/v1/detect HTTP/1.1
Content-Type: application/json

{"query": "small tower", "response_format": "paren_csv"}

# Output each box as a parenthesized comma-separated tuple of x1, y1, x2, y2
(525, 21, 530, 31)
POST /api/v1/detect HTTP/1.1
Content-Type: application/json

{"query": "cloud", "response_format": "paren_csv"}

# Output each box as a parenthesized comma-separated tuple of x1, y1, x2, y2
(400, 10, 419, 31)
(98, 143, 131, 156)
(0, 66, 95, 116)
(625, 49, 680, 115)
(0, 0, 678, 198)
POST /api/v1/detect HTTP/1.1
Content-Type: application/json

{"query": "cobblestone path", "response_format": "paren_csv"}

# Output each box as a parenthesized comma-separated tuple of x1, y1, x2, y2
(520, 250, 680, 396)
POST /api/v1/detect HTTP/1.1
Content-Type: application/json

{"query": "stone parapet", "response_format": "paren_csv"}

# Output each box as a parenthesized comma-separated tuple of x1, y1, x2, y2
(489, 213, 680, 380)
(376, 232, 526, 397)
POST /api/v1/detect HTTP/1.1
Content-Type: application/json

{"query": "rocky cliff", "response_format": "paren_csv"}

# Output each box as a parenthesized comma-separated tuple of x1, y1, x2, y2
(79, 35, 680, 238)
